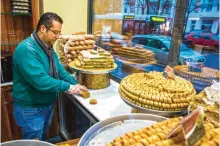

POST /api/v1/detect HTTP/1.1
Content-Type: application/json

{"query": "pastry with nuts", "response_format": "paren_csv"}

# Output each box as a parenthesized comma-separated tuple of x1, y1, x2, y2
(119, 72, 196, 111)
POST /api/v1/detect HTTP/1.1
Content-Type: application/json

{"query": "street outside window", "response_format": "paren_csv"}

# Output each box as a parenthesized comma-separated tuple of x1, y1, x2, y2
(91, 0, 219, 92)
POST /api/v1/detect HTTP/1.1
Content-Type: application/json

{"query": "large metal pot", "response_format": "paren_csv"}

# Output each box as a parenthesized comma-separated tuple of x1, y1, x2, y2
(1, 140, 54, 146)
(78, 72, 110, 89)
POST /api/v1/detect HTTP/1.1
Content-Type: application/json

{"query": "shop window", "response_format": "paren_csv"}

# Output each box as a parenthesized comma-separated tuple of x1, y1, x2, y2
(191, 21, 196, 25)
(139, 23, 146, 34)
(191, 20, 196, 31)
(124, 8, 128, 13)
(202, 20, 213, 24)
(89, 0, 219, 93)
(201, 20, 213, 32)
(134, 22, 140, 34)
(194, 1, 201, 13)
(206, 4, 213, 11)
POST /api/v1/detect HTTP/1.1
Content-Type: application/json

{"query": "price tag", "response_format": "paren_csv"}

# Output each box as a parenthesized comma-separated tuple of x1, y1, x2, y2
(167, 108, 205, 146)
(163, 65, 175, 80)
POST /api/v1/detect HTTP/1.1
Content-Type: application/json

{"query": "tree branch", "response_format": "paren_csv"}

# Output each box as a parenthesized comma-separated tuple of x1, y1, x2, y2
(189, 3, 203, 13)
(160, 0, 170, 15)
(148, 1, 156, 14)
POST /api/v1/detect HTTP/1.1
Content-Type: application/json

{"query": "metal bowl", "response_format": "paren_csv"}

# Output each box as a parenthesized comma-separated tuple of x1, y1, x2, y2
(1, 140, 54, 146)
(78, 113, 167, 146)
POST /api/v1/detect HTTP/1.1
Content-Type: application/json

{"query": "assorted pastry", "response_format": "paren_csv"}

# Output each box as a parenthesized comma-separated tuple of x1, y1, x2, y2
(119, 72, 196, 111)
(80, 90, 90, 99)
(95, 32, 129, 48)
(58, 33, 95, 65)
(89, 99, 98, 105)
(174, 65, 219, 86)
(112, 46, 156, 63)
(72, 48, 115, 69)
(106, 117, 220, 146)
(189, 89, 219, 123)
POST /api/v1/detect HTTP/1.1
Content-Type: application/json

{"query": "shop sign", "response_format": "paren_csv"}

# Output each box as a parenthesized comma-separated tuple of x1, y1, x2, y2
(189, 17, 200, 20)
(123, 15, 134, 20)
(150, 16, 166, 23)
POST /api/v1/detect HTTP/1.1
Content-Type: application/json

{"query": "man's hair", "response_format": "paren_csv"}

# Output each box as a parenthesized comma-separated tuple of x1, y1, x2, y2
(36, 12, 63, 32)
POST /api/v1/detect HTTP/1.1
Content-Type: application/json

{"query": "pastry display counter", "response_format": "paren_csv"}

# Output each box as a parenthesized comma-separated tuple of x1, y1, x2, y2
(68, 80, 131, 121)
(68, 48, 117, 89)
(119, 72, 196, 117)
(58, 79, 131, 140)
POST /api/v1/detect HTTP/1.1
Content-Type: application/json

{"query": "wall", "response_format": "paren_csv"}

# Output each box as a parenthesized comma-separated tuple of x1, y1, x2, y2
(43, 0, 88, 34)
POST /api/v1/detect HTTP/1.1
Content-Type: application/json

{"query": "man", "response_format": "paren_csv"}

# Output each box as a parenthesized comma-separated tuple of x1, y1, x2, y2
(12, 12, 87, 140)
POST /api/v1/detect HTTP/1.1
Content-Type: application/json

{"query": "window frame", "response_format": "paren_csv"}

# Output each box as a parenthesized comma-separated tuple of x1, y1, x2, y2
(206, 3, 213, 12)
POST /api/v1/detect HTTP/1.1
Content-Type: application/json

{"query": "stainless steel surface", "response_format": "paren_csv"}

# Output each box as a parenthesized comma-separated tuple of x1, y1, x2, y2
(121, 96, 188, 117)
(58, 92, 70, 140)
(69, 63, 117, 74)
(1, 82, 13, 87)
(78, 114, 167, 146)
(1, 140, 54, 146)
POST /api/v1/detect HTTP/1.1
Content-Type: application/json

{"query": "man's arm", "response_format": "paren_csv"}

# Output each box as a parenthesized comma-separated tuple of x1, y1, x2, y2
(16, 48, 70, 92)
(55, 53, 78, 85)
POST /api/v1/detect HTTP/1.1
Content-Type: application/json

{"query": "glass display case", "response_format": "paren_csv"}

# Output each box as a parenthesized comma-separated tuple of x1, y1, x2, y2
(87, 0, 219, 92)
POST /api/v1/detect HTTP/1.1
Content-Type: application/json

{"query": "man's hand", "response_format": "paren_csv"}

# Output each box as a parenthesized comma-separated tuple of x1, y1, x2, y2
(67, 84, 87, 94)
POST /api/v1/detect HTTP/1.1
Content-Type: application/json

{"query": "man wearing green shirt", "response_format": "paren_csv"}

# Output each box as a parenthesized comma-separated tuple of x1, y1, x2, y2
(12, 12, 87, 140)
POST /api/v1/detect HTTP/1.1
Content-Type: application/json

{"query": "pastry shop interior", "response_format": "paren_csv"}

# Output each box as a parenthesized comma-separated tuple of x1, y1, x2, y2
(1, 0, 219, 146)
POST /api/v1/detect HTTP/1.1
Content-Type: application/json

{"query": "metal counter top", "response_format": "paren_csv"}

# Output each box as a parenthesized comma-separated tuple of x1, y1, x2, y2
(58, 80, 131, 140)
(65, 80, 131, 122)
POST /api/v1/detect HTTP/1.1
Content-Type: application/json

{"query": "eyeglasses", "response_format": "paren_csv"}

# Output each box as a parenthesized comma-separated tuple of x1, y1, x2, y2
(45, 26, 62, 36)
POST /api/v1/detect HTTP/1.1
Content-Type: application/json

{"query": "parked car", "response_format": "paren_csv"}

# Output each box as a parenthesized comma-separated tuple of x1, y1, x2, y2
(184, 29, 212, 39)
(132, 35, 205, 68)
(186, 33, 219, 52)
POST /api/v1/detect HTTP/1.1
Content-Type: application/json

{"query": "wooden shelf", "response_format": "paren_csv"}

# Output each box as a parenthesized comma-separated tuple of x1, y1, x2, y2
(1, 0, 44, 141)
(1, 12, 32, 16)
(11, 0, 31, 4)
(1, 54, 12, 59)
(1, 43, 19, 46)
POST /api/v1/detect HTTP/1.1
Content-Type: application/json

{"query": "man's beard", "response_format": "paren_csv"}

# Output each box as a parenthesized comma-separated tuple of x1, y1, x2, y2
(48, 40, 56, 47)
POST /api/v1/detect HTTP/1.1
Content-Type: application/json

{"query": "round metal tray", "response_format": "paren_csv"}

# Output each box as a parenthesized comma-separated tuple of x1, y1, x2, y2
(121, 96, 188, 117)
(78, 114, 167, 146)
(1, 140, 53, 146)
(68, 61, 117, 74)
